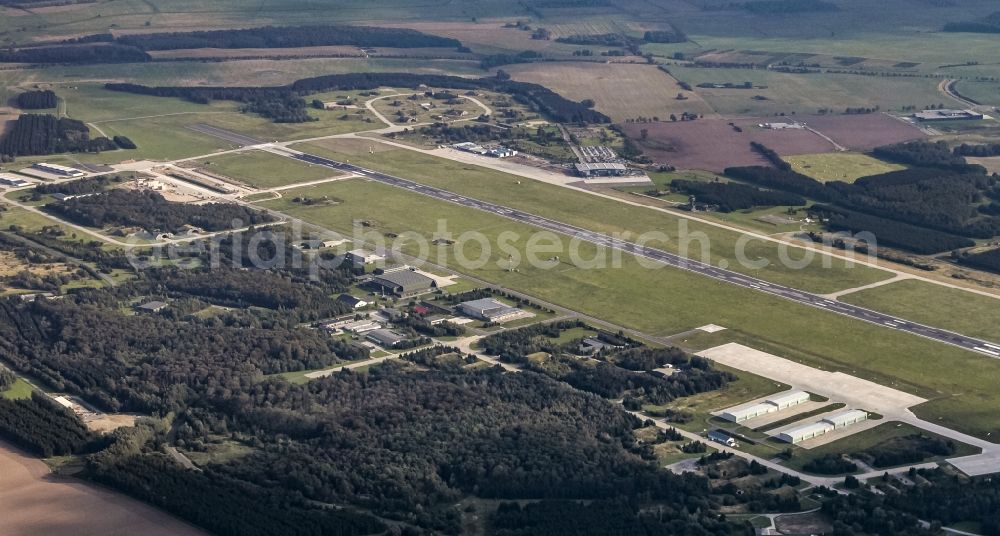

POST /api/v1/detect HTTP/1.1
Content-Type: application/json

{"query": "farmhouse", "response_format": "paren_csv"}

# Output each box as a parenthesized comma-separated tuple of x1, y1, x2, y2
(367, 270, 437, 297)
(366, 328, 410, 348)
(759, 122, 805, 130)
(32, 162, 84, 177)
(456, 298, 523, 323)
(720, 390, 810, 423)
(574, 162, 628, 177)
(913, 109, 984, 122)
(337, 294, 369, 310)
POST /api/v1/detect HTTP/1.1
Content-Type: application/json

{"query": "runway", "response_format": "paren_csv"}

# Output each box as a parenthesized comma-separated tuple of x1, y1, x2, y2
(190, 125, 1000, 358)
(288, 150, 1000, 357)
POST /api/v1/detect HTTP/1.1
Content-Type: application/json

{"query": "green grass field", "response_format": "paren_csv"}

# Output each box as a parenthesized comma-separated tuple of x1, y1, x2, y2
(194, 150, 340, 189)
(1, 378, 33, 400)
(786, 153, 906, 183)
(293, 138, 893, 295)
(840, 279, 1000, 343)
(257, 177, 1000, 441)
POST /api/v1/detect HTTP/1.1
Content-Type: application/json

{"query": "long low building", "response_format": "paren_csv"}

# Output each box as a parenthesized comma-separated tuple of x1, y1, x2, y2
(456, 298, 524, 323)
(777, 409, 868, 443)
(720, 390, 810, 423)
(32, 162, 84, 177)
(574, 162, 628, 177)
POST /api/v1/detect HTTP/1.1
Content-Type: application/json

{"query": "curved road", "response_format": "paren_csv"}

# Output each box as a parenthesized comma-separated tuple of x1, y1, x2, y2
(283, 148, 1000, 359)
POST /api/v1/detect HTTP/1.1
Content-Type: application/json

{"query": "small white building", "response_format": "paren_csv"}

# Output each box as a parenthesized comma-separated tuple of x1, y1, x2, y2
(345, 249, 385, 266)
(721, 402, 778, 423)
(822, 409, 868, 429)
(0, 174, 31, 187)
(766, 390, 811, 410)
(720, 390, 810, 423)
(777, 409, 868, 443)
(778, 421, 834, 444)
(342, 320, 381, 334)
(456, 298, 524, 323)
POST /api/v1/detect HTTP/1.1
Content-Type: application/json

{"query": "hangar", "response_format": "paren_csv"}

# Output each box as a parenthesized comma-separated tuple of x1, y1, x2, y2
(720, 390, 810, 423)
(777, 409, 868, 443)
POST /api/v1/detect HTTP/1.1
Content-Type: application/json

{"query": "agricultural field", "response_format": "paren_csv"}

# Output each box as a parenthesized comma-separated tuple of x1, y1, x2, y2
(665, 66, 949, 117)
(620, 118, 834, 172)
(839, 279, 1000, 343)
(504, 62, 717, 122)
(191, 150, 341, 189)
(801, 113, 926, 150)
(786, 153, 906, 183)
(0, 442, 206, 536)
(256, 177, 1000, 441)
(294, 137, 892, 294)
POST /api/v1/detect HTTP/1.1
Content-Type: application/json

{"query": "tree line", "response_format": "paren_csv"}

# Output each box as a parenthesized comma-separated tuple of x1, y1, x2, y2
(15, 89, 57, 109)
(113, 24, 461, 51)
(34, 174, 124, 195)
(0, 24, 462, 65)
(106, 71, 611, 124)
(958, 247, 1000, 274)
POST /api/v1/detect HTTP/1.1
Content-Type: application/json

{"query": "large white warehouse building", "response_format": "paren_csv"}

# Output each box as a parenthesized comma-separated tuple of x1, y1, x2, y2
(720, 390, 810, 423)
(777, 409, 868, 444)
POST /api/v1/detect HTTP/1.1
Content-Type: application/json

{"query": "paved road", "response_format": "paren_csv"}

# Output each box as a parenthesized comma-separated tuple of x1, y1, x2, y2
(274, 147, 1000, 359)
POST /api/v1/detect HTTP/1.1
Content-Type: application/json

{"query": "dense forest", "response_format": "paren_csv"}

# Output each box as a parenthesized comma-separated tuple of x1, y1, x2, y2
(33, 174, 124, 195)
(106, 71, 611, 124)
(959, 247, 1000, 274)
(0, 114, 115, 157)
(0, 44, 151, 64)
(0, 294, 363, 413)
(670, 178, 806, 212)
(954, 142, 1000, 157)
(478, 321, 734, 405)
(943, 12, 1000, 33)
(45, 189, 276, 232)
(873, 140, 984, 173)
(0, 392, 98, 457)
(114, 25, 461, 51)
(490, 499, 745, 535)
(90, 451, 386, 536)
(15, 89, 57, 109)
(0, 24, 460, 65)
(724, 142, 1000, 252)
(812, 204, 975, 253)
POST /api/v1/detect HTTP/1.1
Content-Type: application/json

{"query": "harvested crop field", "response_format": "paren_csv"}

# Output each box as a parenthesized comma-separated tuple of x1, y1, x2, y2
(505, 62, 717, 122)
(800, 113, 925, 150)
(621, 118, 833, 172)
(148, 45, 365, 60)
(0, 442, 205, 536)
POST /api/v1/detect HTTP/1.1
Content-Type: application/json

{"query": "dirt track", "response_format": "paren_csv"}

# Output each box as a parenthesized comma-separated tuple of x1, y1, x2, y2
(0, 442, 205, 536)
